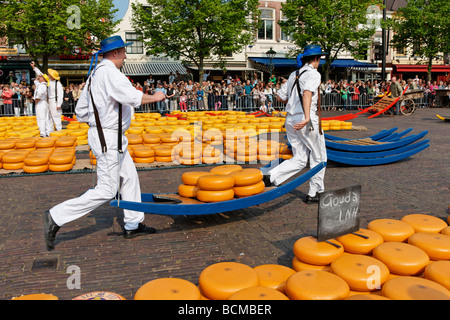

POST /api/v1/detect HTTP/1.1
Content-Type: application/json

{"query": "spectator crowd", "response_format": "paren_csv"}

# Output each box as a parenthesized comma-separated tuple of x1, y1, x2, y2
(1, 70, 449, 117)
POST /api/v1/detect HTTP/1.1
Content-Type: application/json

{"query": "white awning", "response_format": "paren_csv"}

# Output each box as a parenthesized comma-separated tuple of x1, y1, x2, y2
(121, 62, 187, 76)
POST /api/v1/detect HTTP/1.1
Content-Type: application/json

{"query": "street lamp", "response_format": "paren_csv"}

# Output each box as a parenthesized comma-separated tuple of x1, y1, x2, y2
(266, 47, 276, 78)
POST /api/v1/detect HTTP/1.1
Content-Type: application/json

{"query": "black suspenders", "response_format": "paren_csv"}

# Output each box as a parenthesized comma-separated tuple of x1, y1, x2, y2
(291, 69, 308, 106)
(88, 65, 124, 154)
(290, 69, 323, 135)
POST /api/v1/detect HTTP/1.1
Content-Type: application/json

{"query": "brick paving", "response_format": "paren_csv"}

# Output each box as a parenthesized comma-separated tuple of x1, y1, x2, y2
(0, 108, 449, 300)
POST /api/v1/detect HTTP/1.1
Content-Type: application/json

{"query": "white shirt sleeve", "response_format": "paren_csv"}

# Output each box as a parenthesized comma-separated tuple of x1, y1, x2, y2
(302, 71, 321, 93)
(34, 83, 47, 100)
(57, 82, 64, 108)
(75, 87, 90, 123)
(106, 69, 143, 109)
(33, 67, 43, 77)
(277, 82, 288, 101)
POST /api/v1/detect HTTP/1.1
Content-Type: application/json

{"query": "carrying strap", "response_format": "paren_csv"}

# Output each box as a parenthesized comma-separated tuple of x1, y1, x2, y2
(88, 65, 107, 153)
(291, 69, 323, 135)
(88, 65, 124, 154)
(118, 102, 123, 154)
(55, 81, 58, 102)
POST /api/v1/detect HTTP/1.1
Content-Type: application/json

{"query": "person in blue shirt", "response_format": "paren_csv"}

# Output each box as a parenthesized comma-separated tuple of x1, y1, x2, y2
(197, 87, 205, 110)
(243, 80, 253, 110)
(154, 82, 167, 114)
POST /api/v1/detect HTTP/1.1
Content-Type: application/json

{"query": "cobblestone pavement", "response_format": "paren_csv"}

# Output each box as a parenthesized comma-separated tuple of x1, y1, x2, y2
(0, 108, 448, 300)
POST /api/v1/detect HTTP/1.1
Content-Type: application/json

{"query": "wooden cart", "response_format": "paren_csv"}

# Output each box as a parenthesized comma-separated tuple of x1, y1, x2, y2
(398, 90, 424, 116)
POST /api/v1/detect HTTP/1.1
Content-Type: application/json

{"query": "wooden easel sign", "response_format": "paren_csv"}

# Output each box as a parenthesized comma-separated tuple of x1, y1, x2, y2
(317, 185, 361, 242)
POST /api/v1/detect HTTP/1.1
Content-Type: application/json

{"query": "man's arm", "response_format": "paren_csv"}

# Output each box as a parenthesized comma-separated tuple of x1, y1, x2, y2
(276, 82, 289, 104)
(293, 90, 312, 131)
(141, 91, 166, 105)
(30, 62, 43, 77)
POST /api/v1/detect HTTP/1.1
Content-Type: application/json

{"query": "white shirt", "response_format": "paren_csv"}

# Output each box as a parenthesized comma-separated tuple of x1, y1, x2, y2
(33, 78, 48, 102)
(33, 67, 64, 107)
(75, 59, 143, 133)
(277, 64, 321, 117)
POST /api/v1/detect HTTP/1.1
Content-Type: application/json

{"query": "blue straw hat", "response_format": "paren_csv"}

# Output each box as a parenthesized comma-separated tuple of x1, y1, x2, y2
(88, 36, 133, 77)
(297, 45, 329, 68)
(98, 36, 133, 55)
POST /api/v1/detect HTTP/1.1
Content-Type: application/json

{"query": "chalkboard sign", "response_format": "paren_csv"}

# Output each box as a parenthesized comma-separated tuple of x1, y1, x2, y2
(317, 185, 361, 242)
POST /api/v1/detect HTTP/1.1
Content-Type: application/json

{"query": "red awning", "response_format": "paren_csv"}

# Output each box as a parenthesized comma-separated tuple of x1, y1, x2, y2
(395, 64, 450, 73)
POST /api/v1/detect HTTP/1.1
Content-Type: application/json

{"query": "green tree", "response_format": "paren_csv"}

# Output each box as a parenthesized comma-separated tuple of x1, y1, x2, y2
(0, 0, 119, 72)
(279, 0, 380, 82)
(131, 0, 260, 82)
(388, 0, 450, 82)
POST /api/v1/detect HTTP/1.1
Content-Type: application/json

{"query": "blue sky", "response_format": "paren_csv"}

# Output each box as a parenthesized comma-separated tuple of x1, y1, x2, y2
(112, 0, 129, 21)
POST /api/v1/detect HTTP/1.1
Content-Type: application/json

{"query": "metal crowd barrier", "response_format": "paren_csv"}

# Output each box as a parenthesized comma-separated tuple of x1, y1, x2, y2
(0, 92, 437, 118)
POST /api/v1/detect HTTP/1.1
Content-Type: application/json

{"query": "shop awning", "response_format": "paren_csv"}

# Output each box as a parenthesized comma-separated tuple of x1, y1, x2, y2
(395, 64, 450, 73)
(249, 57, 377, 69)
(188, 65, 257, 71)
(121, 62, 187, 76)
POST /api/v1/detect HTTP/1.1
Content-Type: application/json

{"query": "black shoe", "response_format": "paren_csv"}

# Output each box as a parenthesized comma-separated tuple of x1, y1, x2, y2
(43, 210, 60, 251)
(124, 223, 156, 239)
(262, 174, 274, 187)
(305, 194, 319, 204)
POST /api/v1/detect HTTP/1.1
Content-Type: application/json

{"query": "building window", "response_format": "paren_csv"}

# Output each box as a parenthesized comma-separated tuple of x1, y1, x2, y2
(125, 32, 143, 54)
(280, 13, 292, 42)
(257, 9, 274, 40)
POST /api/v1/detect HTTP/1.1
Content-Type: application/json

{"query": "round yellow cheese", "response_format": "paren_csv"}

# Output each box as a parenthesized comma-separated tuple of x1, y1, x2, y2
(408, 232, 450, 260)
(401, 214, 448, 233)
(367, 218, 415, 242)
(196, 189, 234, 203)
(209, 164, 242, 175)
(197, 174, 235, 191)
(178, 184, 199, 198)
(198, 262, 259, 300)
(381, 276, 450, 300)
(227, 286, 289, 300)
(424, 261, 450, 291)
(253, 264, 296, 293)
(12, 293, 58, 300)
(293, 236, 344, 266)
(441, 226, 450, 236)
(134, 278, 200, 300)
(233, 181, 265, 198)
(330, 254, 390, 292)
(285, 270, 350, 300)
(336, 228, 384, 255)
(292, 256, 331, 272)
(229, 168, 263, 187)
(181, 171, 214, 186)
(372, 242, 430, 276)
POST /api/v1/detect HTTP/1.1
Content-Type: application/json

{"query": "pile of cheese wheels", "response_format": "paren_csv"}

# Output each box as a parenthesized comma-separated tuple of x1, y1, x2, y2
(288, 213, 450, 300)
(0, 116, 40, 139)
(125, 129, 292, 166)
(322, 120, 352, 131)
(178, 164, 266, 202)
(10, 213, 450, 300)
(133, 213, 450, 300)
(128, 111, 286, 136)
(0, 136, 77, 173)
(56, 121, 90, 146)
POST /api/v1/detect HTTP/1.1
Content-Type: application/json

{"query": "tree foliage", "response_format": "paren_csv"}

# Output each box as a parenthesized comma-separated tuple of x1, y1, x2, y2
(279, 0, 381, 81)
(388, 0, 450, 81)
(0, 0, 119, 71)
(131, 0, 260, 82)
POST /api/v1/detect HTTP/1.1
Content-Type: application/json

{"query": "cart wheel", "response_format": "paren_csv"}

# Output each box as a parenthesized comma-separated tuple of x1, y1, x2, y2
(400, 99, 415, 116)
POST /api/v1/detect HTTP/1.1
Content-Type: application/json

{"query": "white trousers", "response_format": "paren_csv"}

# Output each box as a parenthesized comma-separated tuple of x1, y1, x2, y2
(50, 128, 144, 230)
(47, 100, 62, 132)
(35, 101, 50, 137)
(268, 114, 327, 197)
